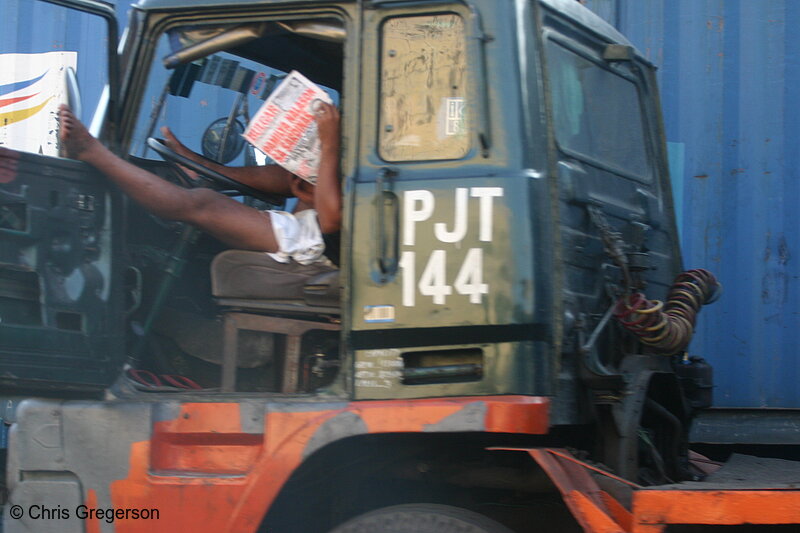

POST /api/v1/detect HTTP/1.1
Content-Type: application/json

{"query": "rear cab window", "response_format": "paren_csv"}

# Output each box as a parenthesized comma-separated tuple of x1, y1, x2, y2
(379, 13, 469, 162)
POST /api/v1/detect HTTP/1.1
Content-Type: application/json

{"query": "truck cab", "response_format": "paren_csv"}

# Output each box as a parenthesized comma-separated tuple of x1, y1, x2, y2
(1, 1, 751, 532)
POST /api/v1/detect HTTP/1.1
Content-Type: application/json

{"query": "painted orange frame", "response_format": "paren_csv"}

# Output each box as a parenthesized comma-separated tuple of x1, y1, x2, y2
(74, 395, 550, 532)
(499, 447, 800, 533)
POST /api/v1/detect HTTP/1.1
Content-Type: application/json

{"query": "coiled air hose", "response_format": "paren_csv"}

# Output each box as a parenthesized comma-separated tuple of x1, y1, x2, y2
(613, 269, 721, 354)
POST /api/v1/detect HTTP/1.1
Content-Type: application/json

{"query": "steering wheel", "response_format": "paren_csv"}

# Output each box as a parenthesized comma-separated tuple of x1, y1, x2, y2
(146, 137, 284, 205)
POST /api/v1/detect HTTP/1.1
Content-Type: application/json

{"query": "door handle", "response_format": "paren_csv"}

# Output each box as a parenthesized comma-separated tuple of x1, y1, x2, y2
(373, 167, 399, 283)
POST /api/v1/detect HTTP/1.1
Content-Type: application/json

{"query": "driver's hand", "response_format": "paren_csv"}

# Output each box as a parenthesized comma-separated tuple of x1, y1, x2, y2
(161, 126, 195, 160)
(160, 127, 201, 182)
(290, 175, 315, 206)
(314, 103, 340, 152)
(175, 164, 201, 183)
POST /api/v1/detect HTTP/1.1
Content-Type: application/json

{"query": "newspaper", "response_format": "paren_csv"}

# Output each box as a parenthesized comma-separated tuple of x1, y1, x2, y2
(243, 70, 333, 184)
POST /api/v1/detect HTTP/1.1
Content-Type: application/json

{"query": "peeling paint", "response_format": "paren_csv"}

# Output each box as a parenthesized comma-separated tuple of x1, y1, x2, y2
(778, 236, 790, 265)
(706, 16, 725, 32)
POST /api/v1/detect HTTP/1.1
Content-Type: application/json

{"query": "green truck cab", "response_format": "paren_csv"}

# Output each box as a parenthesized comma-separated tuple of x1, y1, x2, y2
(0, 1, 720, 531)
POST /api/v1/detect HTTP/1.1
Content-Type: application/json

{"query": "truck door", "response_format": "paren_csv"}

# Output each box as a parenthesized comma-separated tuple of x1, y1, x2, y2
(0, 0, 123, 392)
(348, 2, 554, 400)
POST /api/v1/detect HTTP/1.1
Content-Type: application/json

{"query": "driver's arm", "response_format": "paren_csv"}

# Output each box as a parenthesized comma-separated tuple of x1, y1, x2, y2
(161, 127, 294, 196)
(312, 103, 342, 234)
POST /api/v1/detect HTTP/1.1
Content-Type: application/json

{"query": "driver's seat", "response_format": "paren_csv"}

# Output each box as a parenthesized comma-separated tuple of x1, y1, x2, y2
(211, 250, 341, 392)
(211, 250, 340, 311)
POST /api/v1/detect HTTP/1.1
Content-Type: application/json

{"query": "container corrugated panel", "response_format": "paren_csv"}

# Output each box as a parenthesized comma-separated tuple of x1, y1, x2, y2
(584, 0, 800, 408)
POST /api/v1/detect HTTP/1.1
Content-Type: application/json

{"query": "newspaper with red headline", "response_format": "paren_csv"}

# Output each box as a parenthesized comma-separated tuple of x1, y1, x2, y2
(243, 70, 332, 184)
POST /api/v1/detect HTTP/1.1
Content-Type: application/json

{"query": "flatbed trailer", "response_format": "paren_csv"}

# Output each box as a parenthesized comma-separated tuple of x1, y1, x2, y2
(514, 448, 800, 532)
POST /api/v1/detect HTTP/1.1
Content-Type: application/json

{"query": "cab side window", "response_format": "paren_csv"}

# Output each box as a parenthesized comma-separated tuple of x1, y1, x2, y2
(546, 39, 650, 180)
(379, 14, 469, 162)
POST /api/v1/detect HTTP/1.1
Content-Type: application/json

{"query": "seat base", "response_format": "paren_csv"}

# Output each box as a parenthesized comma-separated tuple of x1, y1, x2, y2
(221, 312, 340, 393)
(213, 250, 342, 392)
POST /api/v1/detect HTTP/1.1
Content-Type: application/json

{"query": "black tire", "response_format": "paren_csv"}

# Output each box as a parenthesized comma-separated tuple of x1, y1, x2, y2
(328, 504, 515, 533)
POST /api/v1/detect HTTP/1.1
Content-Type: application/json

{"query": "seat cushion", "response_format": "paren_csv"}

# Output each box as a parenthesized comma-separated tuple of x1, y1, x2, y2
(303, 269, 341, 307)
(211, 250, 337, 301)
